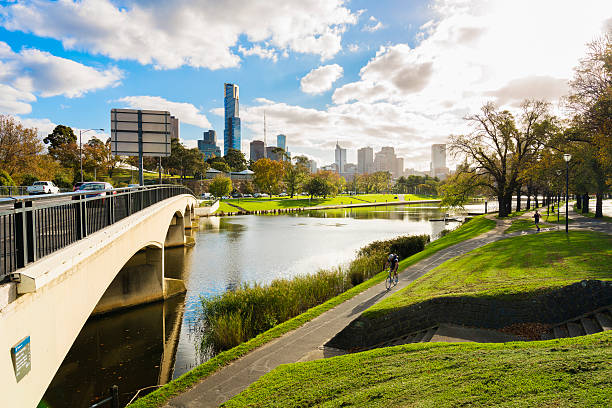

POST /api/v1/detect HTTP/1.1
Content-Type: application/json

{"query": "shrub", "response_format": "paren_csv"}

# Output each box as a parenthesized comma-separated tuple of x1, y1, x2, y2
(21, 173, 38, 186)
(0, 170, 15, 186)
(389, 235, 430, 260)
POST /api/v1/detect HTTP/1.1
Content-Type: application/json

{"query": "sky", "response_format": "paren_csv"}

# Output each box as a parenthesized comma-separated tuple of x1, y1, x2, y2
(0, 0, 610, 171)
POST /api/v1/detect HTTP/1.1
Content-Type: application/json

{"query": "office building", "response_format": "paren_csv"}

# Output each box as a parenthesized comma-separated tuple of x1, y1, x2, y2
(335, 142, 346, 173)
(266, 146, 287, 161)
(277, 134, 286, 151)
(250, 140, 265, 162)
(198, 130, 221, 160)
(170, 116, 179, 140)
(395, 157, 404, 178)
(224, 83, 241, 155)
(308, 159, 317, 173)
(357, 147, 374, 174)
(431, 143, 449, 180)
(322, 163, 338, 172)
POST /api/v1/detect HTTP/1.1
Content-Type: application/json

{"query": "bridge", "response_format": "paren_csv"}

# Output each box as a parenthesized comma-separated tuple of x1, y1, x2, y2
(0, 185, 198, 407)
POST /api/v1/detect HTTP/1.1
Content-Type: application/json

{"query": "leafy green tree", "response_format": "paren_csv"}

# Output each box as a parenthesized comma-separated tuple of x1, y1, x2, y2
(209, 175, 232, 198)
(252, 158, 286, 198)
(0, 170, 15, 186)
(224, 148, 247, 171)
(44, 125, 76, 148)
(283, 155, 309, 198)
(162, 139, 208, 179)
(211, 161, 231, 173)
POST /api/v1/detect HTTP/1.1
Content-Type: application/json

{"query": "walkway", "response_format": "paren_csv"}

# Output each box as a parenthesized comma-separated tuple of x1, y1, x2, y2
(164, 213, 610, 408)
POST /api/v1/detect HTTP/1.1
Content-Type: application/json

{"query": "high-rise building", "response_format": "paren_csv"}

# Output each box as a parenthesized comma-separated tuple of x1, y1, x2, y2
(224, 83, 241, 155)
(431, 143, 449, 180)
(170, 115, 179, 140)
(335, 142, 346, 173)
(277, 134, 286, 151)
(266, 146, 286, 161)
(198, 130, 221, 160)
(250, 140, 265, 162)
(308, 159, 317, 173)
(395, 157, 404, 177)
(357, 147, 374, 174)
(374, 146, 404, 177)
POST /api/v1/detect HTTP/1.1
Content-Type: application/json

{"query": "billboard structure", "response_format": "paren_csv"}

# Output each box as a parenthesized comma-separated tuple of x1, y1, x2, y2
(111, 109, 172, 185)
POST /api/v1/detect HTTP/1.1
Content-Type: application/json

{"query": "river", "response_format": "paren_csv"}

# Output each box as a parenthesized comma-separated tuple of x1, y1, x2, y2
(40, 204, 465, 407)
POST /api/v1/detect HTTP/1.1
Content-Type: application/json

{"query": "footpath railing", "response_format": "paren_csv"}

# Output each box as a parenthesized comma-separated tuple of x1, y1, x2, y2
(0, 184, 193, 280)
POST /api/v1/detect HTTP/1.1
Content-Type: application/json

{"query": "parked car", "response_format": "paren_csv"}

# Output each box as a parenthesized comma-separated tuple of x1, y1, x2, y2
(232, 193, 243, 198)
(201, 192, 212, 199)
(253, 193, 261, 198)
(127, 184, 140, 188)
(279, 192, 288, 197)
(221, 196, 230, 199)
(243, 194, 253, 198)
(27, 181, 60, 195)
(72, 182, 115, 199)
(72, 182, 85, 191)
(260, 193, 269, 197)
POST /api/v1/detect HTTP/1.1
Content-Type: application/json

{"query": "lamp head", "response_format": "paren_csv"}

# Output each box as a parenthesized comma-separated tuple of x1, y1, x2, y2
(563, 153, 571, 162)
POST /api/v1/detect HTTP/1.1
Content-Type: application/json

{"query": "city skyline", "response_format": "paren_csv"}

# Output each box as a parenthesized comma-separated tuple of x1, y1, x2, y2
(0, 1, 609, 170)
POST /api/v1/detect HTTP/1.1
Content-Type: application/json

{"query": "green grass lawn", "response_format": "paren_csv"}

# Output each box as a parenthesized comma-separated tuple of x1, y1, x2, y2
(224, 331, 612, 408)
(128, 216, 494, 408)
(504, 215, 572, 233)
(366, 230, 612, 318)
(212, 194, 436, 212)
(574, 204, 612, 223)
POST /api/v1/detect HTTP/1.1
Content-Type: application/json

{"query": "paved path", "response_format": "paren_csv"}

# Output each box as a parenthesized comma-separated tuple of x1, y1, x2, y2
(164, 213, 610, 408)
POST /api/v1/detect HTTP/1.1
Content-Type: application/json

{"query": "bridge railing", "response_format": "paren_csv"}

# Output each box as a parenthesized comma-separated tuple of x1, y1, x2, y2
(0, 184, 193, 280)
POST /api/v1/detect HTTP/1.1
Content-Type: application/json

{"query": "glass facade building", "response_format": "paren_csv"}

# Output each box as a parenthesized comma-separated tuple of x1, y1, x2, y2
(198, 129, 221, 160)
(224, 83, 241, 155)
(276, 134, 286, 151)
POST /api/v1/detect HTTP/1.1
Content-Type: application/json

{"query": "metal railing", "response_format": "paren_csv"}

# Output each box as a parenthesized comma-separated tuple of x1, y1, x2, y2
(0, 184, 193, 280)
(0, 186, 29, 197)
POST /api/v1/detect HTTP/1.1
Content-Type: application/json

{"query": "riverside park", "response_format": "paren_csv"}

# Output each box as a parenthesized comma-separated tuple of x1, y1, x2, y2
(1, 2, 611, 408)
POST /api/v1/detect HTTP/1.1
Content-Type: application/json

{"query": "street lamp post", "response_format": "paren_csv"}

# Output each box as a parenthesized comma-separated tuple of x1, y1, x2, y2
(563, 154, 571, 233)
(79, 128, 105, 182)
(556, 170, 562, 223)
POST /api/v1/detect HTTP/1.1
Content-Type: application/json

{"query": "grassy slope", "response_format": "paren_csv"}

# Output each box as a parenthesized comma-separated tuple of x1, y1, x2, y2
(504, 215, 572, 233)
(212, 194, 434, 213)
(366, 231, 612, 318)
(128, 216, 495, 408)
(225, 332, 612, 408)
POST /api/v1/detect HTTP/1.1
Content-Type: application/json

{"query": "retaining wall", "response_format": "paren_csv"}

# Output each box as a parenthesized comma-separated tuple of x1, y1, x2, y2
(327, 280, 612, 350)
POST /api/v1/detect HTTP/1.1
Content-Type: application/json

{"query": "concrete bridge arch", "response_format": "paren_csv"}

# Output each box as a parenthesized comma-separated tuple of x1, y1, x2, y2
(0, 194, 197, 407)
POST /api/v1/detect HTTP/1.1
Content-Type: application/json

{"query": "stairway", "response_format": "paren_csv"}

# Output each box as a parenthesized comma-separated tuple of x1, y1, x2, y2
(540, 305, 612, 340)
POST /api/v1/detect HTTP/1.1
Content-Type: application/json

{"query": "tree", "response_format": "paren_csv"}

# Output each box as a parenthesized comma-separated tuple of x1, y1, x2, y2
(43, 125, 76, 149)
(303, 171, 344, 198)
(83, 137, 106, 178)
(283, 155, 309, 198)
(0, 115, 44, 178)
(162, 139, 208, 179)
(209, 175, 232, 198)
(448, 100, 552, 217)
(211, 161, 231, 173)
(252, 158, 286, 198)
(565, 34, 612, 217)
(224, 148, 247, 171)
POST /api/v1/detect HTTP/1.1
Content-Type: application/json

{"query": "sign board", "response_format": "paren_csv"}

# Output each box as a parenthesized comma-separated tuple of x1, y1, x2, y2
(110, 109, 171, 157)
(11, 336, 31, 382)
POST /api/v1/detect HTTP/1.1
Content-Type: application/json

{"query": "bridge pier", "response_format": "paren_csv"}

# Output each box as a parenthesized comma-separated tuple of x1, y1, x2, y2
(165, 212, 186, 248)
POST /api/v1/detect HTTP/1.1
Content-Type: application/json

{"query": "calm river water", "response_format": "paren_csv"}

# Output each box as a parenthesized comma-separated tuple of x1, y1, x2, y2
(41, 204, 464, 407)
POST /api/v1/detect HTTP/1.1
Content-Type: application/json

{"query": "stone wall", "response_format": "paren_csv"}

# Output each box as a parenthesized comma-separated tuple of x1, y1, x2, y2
(327, 280, 612, 350)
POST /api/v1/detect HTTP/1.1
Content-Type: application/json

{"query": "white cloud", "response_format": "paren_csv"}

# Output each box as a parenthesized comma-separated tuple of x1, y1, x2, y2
(347, 43, 360, 53)
(238, 45, 278, 62)
(0, 41, 122, 114)
(300, 64, 344, 94)
(0, 0, 358, 69)
(117, 96, 212, 128)
(363, 16, 385, 32)
(14, 116, 56, 137)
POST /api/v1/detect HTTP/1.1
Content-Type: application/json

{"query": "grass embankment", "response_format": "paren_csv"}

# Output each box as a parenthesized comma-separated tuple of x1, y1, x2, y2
(225, 331, 612, 407)
(574, 203, 612, 223)
(128, 216, 495, 408)
(202, 235, 429, 352)
(504, 214, 572, 234)
(366, 230, 612, 318)
(212, 194, 434, 213)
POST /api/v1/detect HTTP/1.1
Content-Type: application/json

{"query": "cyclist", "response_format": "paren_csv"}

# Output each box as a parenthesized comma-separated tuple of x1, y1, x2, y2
(385, 253, 400, 283)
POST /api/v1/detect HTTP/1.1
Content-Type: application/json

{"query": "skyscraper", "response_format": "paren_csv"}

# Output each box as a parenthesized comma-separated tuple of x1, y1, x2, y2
(431, 143, 449, 180)
(335, 141, 346, 173)
(170, 115, 179, 140)
(224, 83, 241, 155)
(357, 147, 374, 174)
(276, 134, 286, 151)
(250, 140, 265, 162)
(198, 130, 221, 160)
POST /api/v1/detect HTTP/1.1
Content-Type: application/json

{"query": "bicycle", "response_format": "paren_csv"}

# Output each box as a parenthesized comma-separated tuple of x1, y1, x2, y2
(385, 268, 398, 290)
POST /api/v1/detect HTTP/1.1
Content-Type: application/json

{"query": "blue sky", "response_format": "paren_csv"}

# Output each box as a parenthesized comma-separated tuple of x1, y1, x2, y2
(1, 0, 610, 170)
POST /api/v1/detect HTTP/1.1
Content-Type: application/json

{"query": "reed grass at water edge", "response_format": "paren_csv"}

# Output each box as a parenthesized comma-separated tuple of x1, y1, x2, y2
(200, 234, 430, 353)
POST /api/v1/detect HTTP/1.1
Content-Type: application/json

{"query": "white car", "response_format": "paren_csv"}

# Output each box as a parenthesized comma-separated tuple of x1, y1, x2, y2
(27, 181, 60, 195)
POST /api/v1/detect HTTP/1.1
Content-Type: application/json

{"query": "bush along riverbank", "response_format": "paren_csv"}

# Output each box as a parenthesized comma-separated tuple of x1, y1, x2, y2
(200, 234, 430, 353)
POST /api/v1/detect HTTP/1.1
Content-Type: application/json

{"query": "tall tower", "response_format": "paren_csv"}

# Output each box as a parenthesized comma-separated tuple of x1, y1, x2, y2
(223, 83, 241, 156)
(335, 141, 346, 173)
(357, 147, 374, 174)
(277, 134, 287, 151)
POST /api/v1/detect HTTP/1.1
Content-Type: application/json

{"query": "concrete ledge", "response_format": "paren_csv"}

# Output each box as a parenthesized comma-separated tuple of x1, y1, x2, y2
(327, 280, 612, 350)
(0, 282, 17, 312)
(164, 278, 187, 299)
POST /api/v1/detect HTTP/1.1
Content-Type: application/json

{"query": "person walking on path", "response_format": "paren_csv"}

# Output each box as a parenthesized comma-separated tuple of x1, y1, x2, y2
(533, 210, 541, 231)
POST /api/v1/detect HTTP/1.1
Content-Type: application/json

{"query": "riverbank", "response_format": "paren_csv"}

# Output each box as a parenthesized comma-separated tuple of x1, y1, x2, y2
(127, 215, 495, 407)
(222, 229, 612, 407)
(209, 194, 437, 215)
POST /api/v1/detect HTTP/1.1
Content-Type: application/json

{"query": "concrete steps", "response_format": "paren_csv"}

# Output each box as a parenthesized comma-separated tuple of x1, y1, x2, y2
(540, 305, 612, 340)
